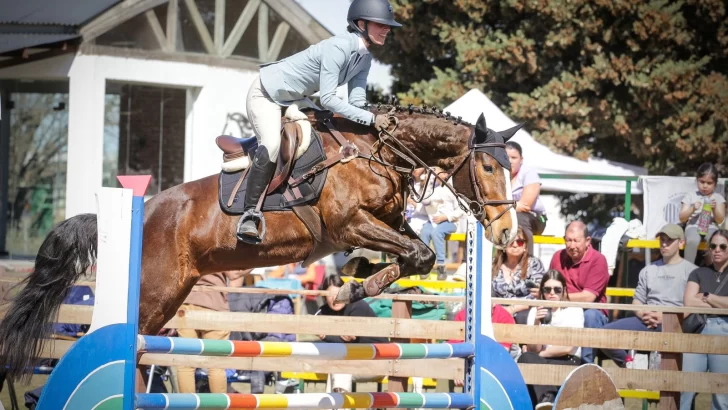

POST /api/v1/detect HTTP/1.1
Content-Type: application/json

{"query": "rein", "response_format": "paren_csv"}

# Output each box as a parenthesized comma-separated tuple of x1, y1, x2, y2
(374, 117, 515, 230)
(308, 111, 515, 233)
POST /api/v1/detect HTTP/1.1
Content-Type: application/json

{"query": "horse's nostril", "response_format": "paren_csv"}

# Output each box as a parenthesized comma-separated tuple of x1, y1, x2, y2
(501, 229, 510, 244)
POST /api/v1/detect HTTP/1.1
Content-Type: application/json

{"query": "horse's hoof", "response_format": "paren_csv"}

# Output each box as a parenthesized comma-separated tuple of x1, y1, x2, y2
(334, 280, 367, 304)
(340, 257, 372, 277)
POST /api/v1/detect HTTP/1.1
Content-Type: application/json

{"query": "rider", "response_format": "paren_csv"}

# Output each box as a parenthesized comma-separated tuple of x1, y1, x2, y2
(237, 0, 401, 243)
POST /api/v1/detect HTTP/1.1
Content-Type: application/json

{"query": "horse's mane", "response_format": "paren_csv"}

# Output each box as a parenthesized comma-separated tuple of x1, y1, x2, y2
(365, 103, 474, 128)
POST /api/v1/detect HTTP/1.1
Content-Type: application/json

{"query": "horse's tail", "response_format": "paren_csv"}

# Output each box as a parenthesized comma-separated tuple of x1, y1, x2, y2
(0, 213, 97, 382)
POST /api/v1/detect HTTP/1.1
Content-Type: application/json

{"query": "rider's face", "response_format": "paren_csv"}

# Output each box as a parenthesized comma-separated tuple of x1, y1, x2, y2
(361, 21, 391, 46)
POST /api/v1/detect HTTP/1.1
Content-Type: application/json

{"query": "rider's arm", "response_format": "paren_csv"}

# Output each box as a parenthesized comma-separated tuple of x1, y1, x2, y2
(347, 58, 371, 108)
(319, 45, 375, 126)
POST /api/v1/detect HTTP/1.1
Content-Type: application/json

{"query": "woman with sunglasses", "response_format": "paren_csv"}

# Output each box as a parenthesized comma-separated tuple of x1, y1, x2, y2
(681, 229, 728, 410)
(517, 270, 584, 409)
(492, 227, 546, 324)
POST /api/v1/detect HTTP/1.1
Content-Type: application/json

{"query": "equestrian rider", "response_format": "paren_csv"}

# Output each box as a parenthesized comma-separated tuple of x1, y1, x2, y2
(237, 0, 402, 243)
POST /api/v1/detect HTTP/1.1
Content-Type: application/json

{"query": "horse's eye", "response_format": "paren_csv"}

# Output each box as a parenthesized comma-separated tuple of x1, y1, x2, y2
(483, 165, 494, 173)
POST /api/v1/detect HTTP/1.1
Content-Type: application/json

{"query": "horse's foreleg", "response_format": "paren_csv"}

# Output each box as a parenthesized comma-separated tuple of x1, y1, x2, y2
(335, 212, 435, 303)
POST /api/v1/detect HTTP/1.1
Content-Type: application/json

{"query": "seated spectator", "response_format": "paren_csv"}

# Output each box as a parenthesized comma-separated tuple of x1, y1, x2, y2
(549, 221, 609, 364)
(679, 163, 726, 265)
(420, 167, 465, 280)
(518, 270, 584, 409)
(492, 227, 546, 324)
(316, 275, 388, 393)
(506, 141, 547, 255)
(680, 229, 728, 410)
(407, 167, 434, 235)
(599, 224, 696, 367)
(176, 270, 248, 394)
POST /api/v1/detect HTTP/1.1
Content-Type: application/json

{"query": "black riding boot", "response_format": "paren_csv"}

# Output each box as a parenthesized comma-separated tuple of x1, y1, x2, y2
(236, 146, 277, 243)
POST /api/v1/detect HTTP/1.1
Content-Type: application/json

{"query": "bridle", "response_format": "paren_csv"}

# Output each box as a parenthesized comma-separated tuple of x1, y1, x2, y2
(373, 116, 516, 232)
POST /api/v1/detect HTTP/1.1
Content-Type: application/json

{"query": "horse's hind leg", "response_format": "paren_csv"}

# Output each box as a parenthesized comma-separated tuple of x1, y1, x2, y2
(334, 212, 435, 303)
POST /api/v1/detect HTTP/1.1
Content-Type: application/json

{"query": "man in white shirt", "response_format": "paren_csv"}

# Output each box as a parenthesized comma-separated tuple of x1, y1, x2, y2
(419, 168, 464, 280)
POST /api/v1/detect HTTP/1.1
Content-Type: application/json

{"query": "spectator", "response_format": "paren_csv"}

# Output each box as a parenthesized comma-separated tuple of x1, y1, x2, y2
(679, 163, 726, 265)
(599, 224, 696, 367)
(506, 141, 547, 255)
(680, 229, 728, 410)
(420, 167, 465, 280)
(407, 167, 434, 235)
(518, 270, 584, 409)
(492, 227, 546, 324)
(316, 275, 388, 393)
(176, 270, 249, 393)
(549, 220, 609, 364)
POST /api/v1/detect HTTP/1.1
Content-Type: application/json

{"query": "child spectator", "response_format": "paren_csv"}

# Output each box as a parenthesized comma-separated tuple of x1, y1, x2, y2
(679, 163, 726, 264)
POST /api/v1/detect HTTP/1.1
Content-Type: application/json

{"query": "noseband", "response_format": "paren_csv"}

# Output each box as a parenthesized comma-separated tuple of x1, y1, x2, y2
(442, 142, 516, 224)
(375, 119, 515, 232)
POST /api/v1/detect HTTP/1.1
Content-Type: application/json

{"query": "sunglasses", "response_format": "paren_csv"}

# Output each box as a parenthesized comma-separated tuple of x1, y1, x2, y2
(710, 243, 728, 251)
(542, 287, 563, 294)
(512, 239, 525, 247)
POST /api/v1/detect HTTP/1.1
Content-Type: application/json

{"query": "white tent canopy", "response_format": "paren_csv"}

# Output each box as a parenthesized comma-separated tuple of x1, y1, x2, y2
(444, 89, 647, 194)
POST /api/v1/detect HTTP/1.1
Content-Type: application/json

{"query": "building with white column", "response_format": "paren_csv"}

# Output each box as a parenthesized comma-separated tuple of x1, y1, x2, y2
(0, 0, 332, 256)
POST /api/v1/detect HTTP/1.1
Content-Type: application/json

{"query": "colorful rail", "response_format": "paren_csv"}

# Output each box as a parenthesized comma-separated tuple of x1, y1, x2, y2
(139, 337, 475, 360)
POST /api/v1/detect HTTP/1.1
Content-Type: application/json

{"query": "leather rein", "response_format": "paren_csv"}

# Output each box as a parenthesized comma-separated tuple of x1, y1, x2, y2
(373, 116, 515, 231)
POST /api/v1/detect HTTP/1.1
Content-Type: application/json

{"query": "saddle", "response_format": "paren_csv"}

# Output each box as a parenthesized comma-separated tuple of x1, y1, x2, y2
(214, 108, 365, 266)
(215, 121, 304, 195)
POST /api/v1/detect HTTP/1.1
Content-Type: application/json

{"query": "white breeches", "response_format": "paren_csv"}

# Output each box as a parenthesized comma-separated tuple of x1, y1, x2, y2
(246, 75, 283, 158)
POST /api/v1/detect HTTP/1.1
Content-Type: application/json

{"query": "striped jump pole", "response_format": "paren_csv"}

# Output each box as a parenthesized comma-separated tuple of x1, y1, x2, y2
(34, 178, 532, 410)
(135, 392, 473, 409)
(139, 337, 474, 360)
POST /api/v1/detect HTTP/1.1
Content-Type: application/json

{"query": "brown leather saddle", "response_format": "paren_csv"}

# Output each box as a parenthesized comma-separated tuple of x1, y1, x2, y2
(216, 121, 303, 194)
(214, 110, 365, 266)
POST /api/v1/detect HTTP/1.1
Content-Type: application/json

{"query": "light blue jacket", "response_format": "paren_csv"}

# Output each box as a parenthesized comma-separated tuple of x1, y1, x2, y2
(259, 32, 375, 126)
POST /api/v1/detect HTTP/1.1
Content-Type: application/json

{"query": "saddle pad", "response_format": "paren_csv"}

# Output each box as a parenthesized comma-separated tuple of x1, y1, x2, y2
(218, 128, 328, 214)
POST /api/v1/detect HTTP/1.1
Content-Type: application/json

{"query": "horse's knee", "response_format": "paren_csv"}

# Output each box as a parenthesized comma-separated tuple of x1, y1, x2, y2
(408, 242, 435, 274)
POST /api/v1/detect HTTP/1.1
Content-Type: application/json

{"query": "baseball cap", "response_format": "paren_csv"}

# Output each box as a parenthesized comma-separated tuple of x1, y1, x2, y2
(656, 224, 684, 240)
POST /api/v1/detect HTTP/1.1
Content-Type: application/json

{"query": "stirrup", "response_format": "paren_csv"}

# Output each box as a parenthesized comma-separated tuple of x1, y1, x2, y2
(236, 210, 267, 244)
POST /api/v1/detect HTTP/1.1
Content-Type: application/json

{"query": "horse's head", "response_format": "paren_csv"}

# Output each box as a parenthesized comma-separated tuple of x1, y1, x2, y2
(355, 105, 519, 247)
(447, 113, 519, 247)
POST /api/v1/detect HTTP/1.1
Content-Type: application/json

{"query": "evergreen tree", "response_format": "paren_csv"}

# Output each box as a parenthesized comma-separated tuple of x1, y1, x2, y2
(373, 0, 728, 222)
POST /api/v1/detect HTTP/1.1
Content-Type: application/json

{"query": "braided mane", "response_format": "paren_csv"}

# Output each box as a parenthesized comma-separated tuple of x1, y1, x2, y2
(365, 102, 473, 128)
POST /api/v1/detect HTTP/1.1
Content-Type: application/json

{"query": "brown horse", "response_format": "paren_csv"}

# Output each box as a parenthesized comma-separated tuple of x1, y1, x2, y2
(0, 105, 518, 382)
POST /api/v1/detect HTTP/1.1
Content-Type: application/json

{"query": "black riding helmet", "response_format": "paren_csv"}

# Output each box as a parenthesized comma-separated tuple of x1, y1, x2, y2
(347, 0, 402, 40)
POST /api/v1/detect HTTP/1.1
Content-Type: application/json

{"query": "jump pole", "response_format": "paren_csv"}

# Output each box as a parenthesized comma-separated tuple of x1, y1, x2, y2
(34, 178, 531, 409)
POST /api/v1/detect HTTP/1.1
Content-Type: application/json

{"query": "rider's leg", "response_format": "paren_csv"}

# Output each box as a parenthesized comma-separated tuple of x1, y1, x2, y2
(238, 76, 282, 241)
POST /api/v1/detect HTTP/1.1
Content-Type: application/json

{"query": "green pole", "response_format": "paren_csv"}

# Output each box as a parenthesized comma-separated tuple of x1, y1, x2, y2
(624, 180, 632, 221)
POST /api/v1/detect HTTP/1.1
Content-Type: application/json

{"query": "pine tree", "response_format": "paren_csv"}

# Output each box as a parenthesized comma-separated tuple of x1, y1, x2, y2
(375, 0, 728, 176)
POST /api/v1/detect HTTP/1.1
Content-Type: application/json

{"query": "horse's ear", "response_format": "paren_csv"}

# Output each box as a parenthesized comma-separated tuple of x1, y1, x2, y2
(498, 123, 525, 141)
(472, 113, 488, 145)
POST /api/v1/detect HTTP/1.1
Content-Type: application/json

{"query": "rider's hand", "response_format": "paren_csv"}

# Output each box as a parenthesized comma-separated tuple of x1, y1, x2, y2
(374, 114, 392, 131)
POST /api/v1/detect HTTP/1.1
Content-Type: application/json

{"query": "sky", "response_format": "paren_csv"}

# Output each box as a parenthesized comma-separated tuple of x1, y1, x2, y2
(295, 0, 395, 94)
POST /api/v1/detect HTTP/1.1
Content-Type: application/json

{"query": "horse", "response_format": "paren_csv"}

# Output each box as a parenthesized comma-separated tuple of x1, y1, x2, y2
(0, 104, 519, 383)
